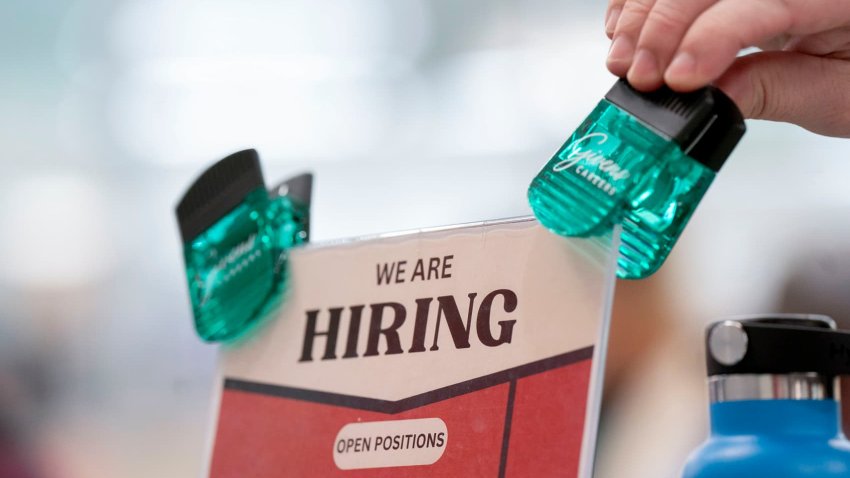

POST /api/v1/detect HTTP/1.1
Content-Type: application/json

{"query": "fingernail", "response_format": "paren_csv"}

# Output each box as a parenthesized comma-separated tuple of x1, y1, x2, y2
(667, 52, 697, 80)
(629, 49, 660, 86)
(607, 36, 634, 66)
(605, 8, 621, 36)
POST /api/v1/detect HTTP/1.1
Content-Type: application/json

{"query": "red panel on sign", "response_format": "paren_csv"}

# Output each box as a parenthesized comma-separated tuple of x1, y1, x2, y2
(505, 360, 591, 476)
(211, 383, 508, 477)
(210, 358, 591, 477)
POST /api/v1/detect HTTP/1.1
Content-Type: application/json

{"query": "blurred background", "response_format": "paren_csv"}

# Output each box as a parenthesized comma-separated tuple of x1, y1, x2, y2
(3, 0, 850, 477)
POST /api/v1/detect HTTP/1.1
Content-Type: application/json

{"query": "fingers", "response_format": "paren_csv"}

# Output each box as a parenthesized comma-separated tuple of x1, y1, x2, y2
(606, 0, 656, 77)
(603, 0, 850, 137)
(605, 0, 850, 91)
(663, 0, 850, 91)
(716, 51, 850, 137)
(626, 0, 717, 90)
(664, 0, 796, 91)
(606, 0, 628, 38)
(786, 26, 850, 56)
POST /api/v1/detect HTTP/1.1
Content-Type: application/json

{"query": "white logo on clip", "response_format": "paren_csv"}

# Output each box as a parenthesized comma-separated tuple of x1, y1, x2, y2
(552, 133, 629, 195)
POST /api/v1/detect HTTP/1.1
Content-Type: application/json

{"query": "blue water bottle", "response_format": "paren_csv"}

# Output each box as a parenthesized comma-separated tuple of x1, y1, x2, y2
(683, 315, 850, 477)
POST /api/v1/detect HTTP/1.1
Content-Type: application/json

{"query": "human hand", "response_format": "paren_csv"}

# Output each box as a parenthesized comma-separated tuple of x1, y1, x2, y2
(604, 0, 850, 137)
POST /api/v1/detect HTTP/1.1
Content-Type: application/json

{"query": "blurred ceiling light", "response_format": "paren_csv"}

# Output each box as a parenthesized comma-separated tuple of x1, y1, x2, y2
(0, 174, 115, 289)
(109, 0, 430, 62)
(416, 15, 614, 158)
(425, 36, 609, 158)
(102, 0, 431, 166)
(109, 74, 394, 165)
(516, 23, 613, 140)
(427, 49, 546, 157)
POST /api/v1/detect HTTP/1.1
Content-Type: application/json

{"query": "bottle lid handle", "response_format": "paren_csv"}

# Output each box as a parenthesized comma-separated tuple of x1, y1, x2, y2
(706, 315, 850, 377)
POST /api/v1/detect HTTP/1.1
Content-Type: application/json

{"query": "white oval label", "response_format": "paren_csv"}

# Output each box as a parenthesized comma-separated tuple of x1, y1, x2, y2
(332, 418, 448, 470)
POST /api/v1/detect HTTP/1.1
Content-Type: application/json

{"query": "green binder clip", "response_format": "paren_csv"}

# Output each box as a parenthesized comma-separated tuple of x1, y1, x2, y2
(176, 149, 312, 342)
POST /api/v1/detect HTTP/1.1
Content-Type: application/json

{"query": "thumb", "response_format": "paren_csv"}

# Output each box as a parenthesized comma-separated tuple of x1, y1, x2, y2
(715, 51, 850, 138)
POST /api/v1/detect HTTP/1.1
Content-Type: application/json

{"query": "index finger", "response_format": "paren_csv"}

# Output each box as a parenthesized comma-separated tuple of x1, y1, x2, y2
(665, 0, 850, 90)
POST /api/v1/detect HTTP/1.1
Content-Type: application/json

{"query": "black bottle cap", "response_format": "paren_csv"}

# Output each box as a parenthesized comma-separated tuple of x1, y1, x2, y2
(176, 149, 266, 243)
(604, 79, 746, 171)
(705, 315, 850, 377)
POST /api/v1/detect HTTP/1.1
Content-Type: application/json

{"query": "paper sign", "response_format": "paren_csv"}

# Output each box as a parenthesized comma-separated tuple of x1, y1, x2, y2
(206, 218, 617, 477)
